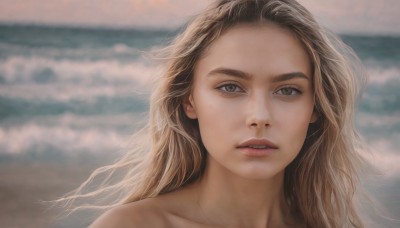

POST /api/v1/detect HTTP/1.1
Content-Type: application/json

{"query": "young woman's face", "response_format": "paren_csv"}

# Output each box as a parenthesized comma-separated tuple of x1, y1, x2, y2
(184, 22, 316, 180)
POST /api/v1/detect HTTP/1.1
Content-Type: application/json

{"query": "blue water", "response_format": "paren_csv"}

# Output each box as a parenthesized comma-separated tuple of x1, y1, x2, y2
(1, 25, 398, 155)
(0, 25, 173, 157)
(0, 24, 399, 224)
(0, 24, 399, 162)
(0, 24, 399, 158)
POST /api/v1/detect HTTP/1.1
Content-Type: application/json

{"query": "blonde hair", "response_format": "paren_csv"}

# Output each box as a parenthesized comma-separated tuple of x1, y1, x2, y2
(58, 0, 366, 227)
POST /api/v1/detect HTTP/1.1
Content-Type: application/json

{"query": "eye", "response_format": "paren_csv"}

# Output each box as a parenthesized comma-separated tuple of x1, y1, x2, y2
(275, 87, 301, 96)
(217, 83, 244, 93)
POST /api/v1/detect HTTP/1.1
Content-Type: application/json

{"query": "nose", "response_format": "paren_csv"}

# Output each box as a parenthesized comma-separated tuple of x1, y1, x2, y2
(246, 92, 271, 129)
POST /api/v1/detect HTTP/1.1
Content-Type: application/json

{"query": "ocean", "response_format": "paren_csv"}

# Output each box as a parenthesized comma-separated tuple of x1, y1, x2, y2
(0, 24, 399, 227)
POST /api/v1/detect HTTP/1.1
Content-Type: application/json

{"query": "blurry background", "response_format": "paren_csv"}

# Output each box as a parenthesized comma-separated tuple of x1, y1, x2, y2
(0, 0, 399, 227)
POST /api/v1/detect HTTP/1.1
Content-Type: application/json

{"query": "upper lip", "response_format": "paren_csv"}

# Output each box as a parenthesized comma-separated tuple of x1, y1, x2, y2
(237, 138, 278, 149)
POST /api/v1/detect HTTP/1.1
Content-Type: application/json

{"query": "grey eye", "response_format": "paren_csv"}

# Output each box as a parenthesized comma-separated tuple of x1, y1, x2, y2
(224, 84, 238, 92)
(218, 83, 243, 93)
(276, 87, 300, 96)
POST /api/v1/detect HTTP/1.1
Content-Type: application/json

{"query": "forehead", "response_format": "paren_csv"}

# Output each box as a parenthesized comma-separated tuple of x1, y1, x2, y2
(195, 22, 311, 79)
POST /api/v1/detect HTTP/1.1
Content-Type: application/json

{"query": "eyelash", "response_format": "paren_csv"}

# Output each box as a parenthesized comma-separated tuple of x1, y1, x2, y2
(216, 83, 244, 93)
(217, 83, 301, 96)
(274, 87, 302, 96)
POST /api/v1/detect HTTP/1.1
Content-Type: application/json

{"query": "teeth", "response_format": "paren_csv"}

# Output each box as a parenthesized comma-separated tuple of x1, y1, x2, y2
(249, 145, 268, 149)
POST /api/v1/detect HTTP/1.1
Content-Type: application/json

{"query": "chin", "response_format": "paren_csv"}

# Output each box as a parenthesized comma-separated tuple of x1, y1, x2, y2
(234, 164, 285, 180)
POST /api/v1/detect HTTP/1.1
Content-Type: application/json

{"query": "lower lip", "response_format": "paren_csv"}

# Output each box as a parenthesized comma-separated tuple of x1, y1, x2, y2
(238, 147, 277, 157)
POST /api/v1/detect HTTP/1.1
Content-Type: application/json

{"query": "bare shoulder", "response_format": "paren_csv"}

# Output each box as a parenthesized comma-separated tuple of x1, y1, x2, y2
(89, 198, 169, 228)
(89, 185, 198, 228)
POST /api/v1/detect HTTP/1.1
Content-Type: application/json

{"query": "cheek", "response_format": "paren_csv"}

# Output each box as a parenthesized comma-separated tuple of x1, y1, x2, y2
(196, 101, 236, 135)
(193, 92, 242, 151)
(194, 86, 239, 125)
(196, 108, 227, 155)
(272, 100, 314, 149)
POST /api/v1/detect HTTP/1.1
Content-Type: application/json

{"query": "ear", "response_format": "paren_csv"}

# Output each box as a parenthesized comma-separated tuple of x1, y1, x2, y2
(310, 109, 318, 123)
(183, 94, 197, 119)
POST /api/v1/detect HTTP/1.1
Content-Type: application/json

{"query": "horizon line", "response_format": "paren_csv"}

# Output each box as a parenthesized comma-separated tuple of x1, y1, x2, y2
(1, 21, 400, 37)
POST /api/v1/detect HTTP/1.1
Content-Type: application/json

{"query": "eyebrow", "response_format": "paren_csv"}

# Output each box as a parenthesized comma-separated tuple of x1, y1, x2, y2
(271, 72, 310, 82)
(208, 67, 252, 79)
(207, 67, 310, 82)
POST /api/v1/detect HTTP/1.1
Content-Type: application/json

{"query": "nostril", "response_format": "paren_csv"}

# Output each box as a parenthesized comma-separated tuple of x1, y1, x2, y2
(249, 121, 270, 128)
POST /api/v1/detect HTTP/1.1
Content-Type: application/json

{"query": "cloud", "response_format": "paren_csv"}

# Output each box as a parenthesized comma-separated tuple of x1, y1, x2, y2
(0, 0, 210, 28)
(299, 0, 400, 34)
(0, 0, 399, 34)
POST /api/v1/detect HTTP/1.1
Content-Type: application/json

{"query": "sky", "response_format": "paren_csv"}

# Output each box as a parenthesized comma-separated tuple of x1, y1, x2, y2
(0, 0, 399, 35)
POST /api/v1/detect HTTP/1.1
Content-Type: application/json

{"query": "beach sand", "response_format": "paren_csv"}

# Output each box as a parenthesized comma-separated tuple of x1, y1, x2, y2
(1, 159, 399, 227)
(0, 160, 100, 228)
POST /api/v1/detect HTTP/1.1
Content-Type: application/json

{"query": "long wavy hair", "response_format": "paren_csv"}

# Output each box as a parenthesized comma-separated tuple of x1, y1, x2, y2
(57, 0, 366, 227)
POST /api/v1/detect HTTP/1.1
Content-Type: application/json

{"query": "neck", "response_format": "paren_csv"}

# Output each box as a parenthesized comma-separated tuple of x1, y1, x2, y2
(192, 157, 294, 228)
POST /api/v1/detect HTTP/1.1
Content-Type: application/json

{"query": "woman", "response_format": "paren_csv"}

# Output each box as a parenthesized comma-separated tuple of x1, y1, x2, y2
(62, 0, 366, 227)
